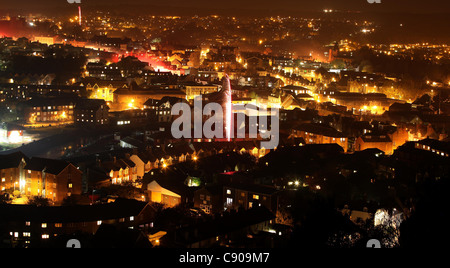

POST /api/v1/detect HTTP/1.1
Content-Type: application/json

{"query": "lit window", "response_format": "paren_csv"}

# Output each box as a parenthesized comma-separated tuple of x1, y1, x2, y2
(23, 232, 31, 237)
(42, 234, 49, 239)
(25, 221, 31, 226)
(55, 223, 62, 228)
(226, 189, 231, 195)
(41, 223, 47, 228)
(68, 183, 73, 189)
(130, 216, 134, 221)
(97, 220, 102, 226)
(253, 195, 259, 200)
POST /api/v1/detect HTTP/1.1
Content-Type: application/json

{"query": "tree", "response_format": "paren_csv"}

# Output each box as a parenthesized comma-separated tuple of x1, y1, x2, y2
(399, 179, 450, 248)
(99, 182, 145, 201)
(288, 188, 357, 248)
(0, 194, 10, 205)
(27, 196, 50, 207)
(61, 195, 80, 206)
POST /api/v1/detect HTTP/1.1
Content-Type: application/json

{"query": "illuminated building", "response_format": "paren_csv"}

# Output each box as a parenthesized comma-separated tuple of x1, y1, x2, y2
(144, 96, 189, 123)
(100, 157, 138, 185)
(355, 134, 394, 155)
(223, 182, 278, 212)
(19, 96, 78, 126)
(291, 123, 348, 152)
(74, 99, 109, 125)
(0, 84, 86, 101)
(33, 36, 55, 46)
(23, 157, 83, 204)
(194, 185, 223, 214)
(0, 199, 155, 247)
(0, 152, 27, 194)
(112, 83, 185, 111)
(84, 80, 125, 102)
(0, 124, 26, 144)
(85, 62, 122, 80)
(147, 179, 190, 207)
(184, 83, 219, 100)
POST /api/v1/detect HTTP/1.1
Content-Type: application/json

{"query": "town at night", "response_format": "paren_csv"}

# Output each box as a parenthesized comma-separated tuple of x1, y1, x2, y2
(0, 0, 449, 255)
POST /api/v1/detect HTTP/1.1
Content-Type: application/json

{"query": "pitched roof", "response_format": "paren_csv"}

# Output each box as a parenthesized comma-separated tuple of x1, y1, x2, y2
(293, 123, 346, 138)
(120, 136, 145, 148)
(24, 157, 74, 175)
(416, 138, 450, 153)
(0, 152, 28, 170)
(196, 184, 223, 196)
(151, 178, 192, 197)
(137, 152, 157, 163)
(360, 134, 392, 143)
(74, 99, 108, 110)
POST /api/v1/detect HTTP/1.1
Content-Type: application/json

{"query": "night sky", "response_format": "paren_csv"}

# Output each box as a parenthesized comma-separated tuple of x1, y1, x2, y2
(0, 0, 449, 14)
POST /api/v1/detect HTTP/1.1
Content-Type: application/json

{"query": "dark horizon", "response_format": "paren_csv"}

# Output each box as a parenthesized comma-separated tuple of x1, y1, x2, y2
(0, 0, 449, 16)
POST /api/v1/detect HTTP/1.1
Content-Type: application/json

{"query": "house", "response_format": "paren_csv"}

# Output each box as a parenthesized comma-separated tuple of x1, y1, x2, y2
(18, 96, 79, 126)
(109, 109, 157, 126)
(281, 85, 312, 96)
(184, 83, 219, 100)
(223, 182, 279, 212)
(193, 184, 223, 215)
(100, 157, 137, 185)
(281, 94, 302, 110)
(355, 134, 393, 155)
(144, 96, 189, 123)
(385, 125, 410, 150)
(393, 139, 450, 179)
(129, 152, 158, 179)
(86, 166, 112, 189)
(0, 152, 28, 193)
(112, 83, 185, 111)
(412, 138, 450, 158)
(23, 157, 83, 204)
(291, 123, 348, 152)
(146, 178, 193, 207)
(0, 198, 155, 248)
(74, 98, 109, 126)
(83, 78, 128, 102)
(165, 142, 195, 163)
